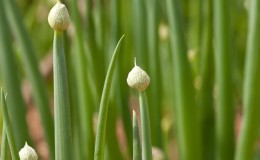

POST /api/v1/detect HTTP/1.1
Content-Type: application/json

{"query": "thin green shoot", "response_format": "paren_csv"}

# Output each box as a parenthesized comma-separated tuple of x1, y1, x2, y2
(94, 35, 125, 160)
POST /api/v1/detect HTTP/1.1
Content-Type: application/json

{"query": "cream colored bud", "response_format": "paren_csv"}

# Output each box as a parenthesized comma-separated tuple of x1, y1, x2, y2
(48, 1, 70, 32)
(19, 142, 38, 160)
(127, 62, 150, 91)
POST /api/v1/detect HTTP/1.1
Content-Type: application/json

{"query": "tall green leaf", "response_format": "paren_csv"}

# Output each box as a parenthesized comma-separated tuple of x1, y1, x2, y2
(94, 35, 124, 160)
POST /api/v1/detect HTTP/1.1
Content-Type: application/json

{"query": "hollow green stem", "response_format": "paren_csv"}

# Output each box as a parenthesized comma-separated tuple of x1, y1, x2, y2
(133, 110, 141, 160)
(53, 31, 72, 160)
(235, 0, 260, 159)
(94, 35, 124, 160)
(213, 0, 234, 159)
(1, 89, 19, 160)
(139, 91, 152, 160)
(199, 0, 215, 159)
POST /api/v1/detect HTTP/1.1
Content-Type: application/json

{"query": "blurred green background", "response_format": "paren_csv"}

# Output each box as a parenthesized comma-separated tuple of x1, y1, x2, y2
(1, 0, 260, 159)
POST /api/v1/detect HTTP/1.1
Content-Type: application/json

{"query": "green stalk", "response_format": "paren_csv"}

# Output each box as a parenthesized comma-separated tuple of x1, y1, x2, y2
(69, 0, 95, 159)
(166, 0, 202, 159)
(145, 0, 163, 148)
(62, 29, 82, 160)
(94, 35, 124, 160)
(235, 0, 260, 159)
(53, 32, 72, 160)
(133, 110, 141, 160)
(139, 91, 152, 160)
(3, 0, 54, 157)
(1, 89, 19, 160)
(132, 0, 149, 70)
(111, 0, 133, 155)
(1, 124, 8, 160)
(199, 0, 215, 160)
(213, 0, 234, 159)
(65, 39, 82, 160)
(188, 0, 202, 49)
(0, 0, 30, 148)
(95, 0, 106, 51)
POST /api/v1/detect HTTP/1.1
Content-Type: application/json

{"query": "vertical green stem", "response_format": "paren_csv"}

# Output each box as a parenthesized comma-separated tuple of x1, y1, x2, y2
(94, 36, 124, 160)
(53, 32, 72, 160)
(86, 0, 105, 98)
(235, 0, 260, 159)
(166, 0, 202, 159)
(1, 89, 19, 160)
(1, 124, 8, 160)
(132, 0, 149, 70)
(111, 0, 133, 155)
(146, 0, 163, 148)
(199, 0, 215, 160)
(133, 110, 141, 160)
(69, 0, 95, 158)
(213, 0, 234, 159)
(139, 91, 152, 160)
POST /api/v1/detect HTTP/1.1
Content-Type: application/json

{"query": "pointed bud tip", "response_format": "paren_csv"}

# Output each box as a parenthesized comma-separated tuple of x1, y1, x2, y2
(127, 64, 150, 91)
(19, 142, 38, 160)
(48, 1, 70, 32)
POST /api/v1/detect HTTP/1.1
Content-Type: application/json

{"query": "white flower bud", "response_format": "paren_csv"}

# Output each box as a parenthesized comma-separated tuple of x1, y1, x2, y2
(19, 142, 38, 160)
(48, 1, 70, 32)
(127, 62, 150, 91)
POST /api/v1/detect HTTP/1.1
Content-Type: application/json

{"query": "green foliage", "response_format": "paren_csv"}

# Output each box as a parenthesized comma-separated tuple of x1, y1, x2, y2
(0, 0, 260, 160)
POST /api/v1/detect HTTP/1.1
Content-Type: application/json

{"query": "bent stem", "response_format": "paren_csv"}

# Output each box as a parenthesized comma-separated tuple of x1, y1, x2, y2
(53, 31, 72, 160)
(94, 35, 124, 160)
(139, 91, 152, 160)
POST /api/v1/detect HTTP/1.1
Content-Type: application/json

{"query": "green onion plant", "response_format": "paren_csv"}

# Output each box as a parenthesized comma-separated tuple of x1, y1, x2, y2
(0, 0, 260, 160)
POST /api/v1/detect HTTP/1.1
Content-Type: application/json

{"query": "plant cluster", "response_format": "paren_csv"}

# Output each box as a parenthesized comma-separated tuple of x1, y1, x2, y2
(0, 0, 260, 160)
